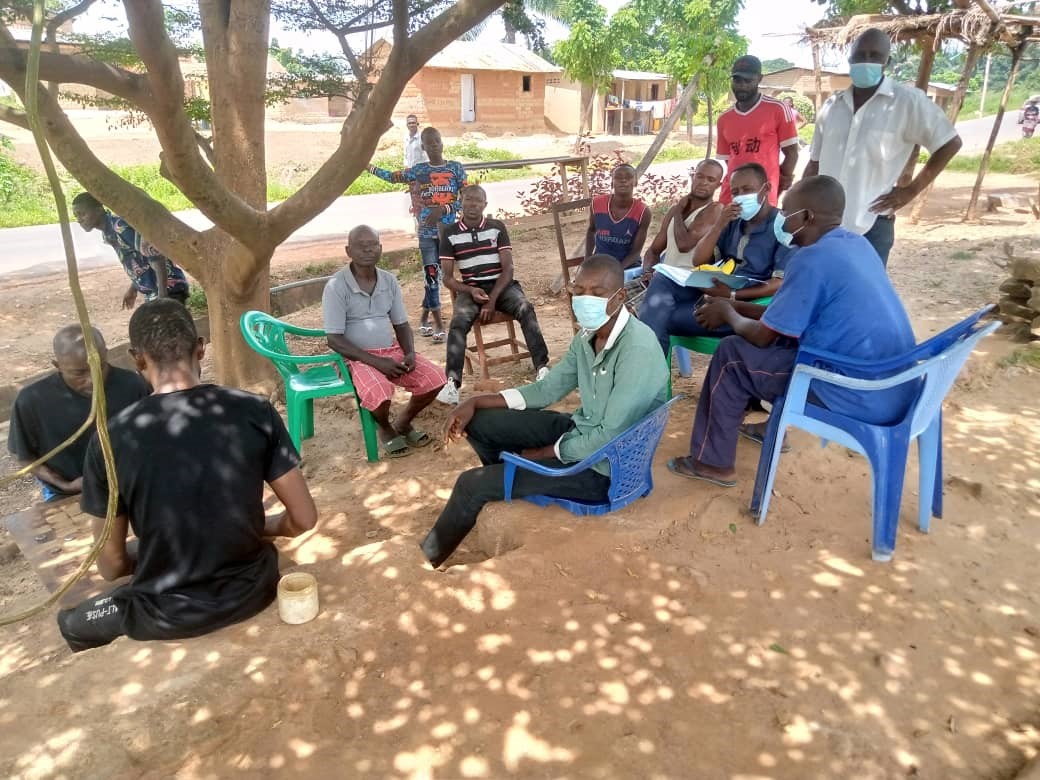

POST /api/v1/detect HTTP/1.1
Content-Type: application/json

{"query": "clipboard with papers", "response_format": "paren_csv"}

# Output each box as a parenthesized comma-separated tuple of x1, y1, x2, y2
(652, 263, 755, 290)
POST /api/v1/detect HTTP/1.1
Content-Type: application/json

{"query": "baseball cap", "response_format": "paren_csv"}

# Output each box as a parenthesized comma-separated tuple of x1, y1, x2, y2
(731, 55, 762, 78)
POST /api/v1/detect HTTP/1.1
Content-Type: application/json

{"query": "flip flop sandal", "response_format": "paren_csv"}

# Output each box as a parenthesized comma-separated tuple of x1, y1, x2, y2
(431, 332, 446, 343)
(738, 423, 791, 453)
(402, 428, 433, 448)
(418, 326, 434, 337)
(381, 435, 413, 458)
(666, 457, 736, 488)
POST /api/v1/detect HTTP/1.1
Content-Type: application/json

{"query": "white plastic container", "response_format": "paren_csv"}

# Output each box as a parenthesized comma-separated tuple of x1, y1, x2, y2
(277, 572, 319, 625)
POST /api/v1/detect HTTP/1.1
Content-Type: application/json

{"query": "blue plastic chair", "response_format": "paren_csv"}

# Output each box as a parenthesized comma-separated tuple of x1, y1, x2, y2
(501, 396, 681, 516)
(749, 309, 999, 562)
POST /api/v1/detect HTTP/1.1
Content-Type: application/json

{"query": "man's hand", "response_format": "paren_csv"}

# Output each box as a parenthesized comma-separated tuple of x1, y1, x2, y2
(869, 185, 917, 214)
(401, 352, 416, 373)
(701, 279, 734, 299)
(469, 287, 490, 304)
(718, 202, 742, 227)
(641, 266, 655, 283)
(695, 297, 735, 329)
(424, 205, 447, 226)
(479, 301, 496, 325)
(66, 476, 84, 495)
(372, 356, 409, 379)
(778, 171, 795, 194)
(519, 445, 557, 461)
(444, 398, 476, 445)
(122, 285, 138, 310)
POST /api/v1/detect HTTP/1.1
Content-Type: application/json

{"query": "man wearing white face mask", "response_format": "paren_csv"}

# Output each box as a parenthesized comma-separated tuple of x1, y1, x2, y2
(419, 256, 668, 568)
(639, 163, 791, 357)
(666, 176, 916, 488)
(804, 28, 961, 268)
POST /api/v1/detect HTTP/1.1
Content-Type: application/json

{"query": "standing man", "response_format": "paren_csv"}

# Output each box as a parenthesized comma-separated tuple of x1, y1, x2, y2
(667, 176, 916, 487)
(419, 256, 668, 569)
(8, 325, 149, 503)
(56, 300, 318, 652)
(72, 193, 191, 309)
(717, 55, 799, 205)
(805, 28, 962, 267)
(437, 185, 551, 405)
(403, 114, 428, 231)
(368, 127, 467, 343)
(585, 163, 652, 275)
(322, 225, 446, 458)
(782, 96, 808, 131)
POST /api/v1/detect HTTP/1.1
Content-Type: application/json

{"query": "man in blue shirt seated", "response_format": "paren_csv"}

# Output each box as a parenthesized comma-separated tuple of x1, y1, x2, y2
(668, 175, 916, 487)
(638, 163, 791, 356)
(419, 256, 669, 568)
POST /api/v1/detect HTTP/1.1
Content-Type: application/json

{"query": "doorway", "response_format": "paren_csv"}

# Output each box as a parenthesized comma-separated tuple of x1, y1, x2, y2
(461, 73, 475, 122)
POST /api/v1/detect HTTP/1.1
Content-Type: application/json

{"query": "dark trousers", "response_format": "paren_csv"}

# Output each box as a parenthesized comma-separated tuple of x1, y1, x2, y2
(56, 590, 127, 652)
(445, 281, 550, 383)
(419, 408, 610, 567)
(688, 336, 798, 470)
(637, 273, 733, 355)
(863, 215, 895, 268)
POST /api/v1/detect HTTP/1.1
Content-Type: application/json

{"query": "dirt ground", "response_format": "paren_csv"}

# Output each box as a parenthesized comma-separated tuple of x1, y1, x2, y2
(0, 172, 1039, 779)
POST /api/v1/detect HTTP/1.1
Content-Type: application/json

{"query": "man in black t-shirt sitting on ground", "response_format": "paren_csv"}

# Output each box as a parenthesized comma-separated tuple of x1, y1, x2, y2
(7, 325, 149, 502)
(57, 300, 318, 652)
(436, 184, 551, 406)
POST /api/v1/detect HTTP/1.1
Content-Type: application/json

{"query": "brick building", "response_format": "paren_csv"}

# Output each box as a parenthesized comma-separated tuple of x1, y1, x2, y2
(366, 39, 560, 134)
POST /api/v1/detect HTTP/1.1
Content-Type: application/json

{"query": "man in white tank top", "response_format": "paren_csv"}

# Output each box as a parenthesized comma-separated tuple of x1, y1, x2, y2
(640, 159, 725, 276)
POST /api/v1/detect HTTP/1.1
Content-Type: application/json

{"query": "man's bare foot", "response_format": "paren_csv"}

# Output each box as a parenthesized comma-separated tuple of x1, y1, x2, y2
(666, 456, 737, 487)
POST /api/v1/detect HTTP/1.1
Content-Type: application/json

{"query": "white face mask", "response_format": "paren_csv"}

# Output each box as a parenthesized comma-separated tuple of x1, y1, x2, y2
(571, 289, 621, 333)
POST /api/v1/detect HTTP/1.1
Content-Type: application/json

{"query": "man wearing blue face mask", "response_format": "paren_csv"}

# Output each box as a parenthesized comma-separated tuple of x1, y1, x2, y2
(805, 28, 962, 268)
(639, 163, 791, 357)
(666, 176, 916, 488)
(419, 256, 668, 568)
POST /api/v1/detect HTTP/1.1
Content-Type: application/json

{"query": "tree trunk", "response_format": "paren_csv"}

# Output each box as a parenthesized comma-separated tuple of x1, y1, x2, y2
(897, 36, 937, 187)
(966, 41, 1027, 221)
(503, 17, 517, 44)
(706, 93, 714, 160)
(811, 42, 823, 114)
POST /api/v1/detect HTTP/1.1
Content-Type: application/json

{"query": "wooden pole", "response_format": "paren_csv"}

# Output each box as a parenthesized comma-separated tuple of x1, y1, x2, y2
(978, 52, 992, 117)
(909, 45, 982, 224)
(897, 35, 938, 187)
(811, 42, 823, 113)
(966, 41, 1027, 221)
(635, 55, 714, 178)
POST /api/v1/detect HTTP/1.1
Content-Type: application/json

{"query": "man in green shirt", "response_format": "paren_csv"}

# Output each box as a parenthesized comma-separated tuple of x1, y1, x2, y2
(419, 256, 669, 568)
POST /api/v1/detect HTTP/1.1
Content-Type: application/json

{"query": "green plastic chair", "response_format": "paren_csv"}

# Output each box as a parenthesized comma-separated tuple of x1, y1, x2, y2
(666, 296, 774, 398)
(240, 311, 380, 462)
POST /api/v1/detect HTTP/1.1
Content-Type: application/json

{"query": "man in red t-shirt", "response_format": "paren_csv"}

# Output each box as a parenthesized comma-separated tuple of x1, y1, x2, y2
(716, 55, 799, 206)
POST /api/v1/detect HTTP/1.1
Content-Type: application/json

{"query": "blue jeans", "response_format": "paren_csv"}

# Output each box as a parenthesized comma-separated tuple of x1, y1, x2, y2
(419, 236, 441, 312)
(37, 478, 67, 503)
(637, 273, 732, 356)
(863, 215, 895, 268)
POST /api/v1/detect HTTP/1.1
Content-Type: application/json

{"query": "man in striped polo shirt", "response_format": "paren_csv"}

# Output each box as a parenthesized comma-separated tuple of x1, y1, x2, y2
(436, 185, 551, 405)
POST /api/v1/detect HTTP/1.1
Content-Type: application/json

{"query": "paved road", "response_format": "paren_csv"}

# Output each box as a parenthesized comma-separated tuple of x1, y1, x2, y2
(0, 160, 698, 279)
(953, 112, 1022, 154)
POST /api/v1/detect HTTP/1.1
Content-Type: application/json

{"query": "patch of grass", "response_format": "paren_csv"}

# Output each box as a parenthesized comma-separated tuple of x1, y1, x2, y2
(960, 83, 1036, 119)
(949, 250, 975, 260)
(185, 285, 207, 315)
(999, 344, 1040, 369)
(945, 139, 1040, 175)
(302, 260, 339, 277)
(798, 123, 815, 144)
(655, 142, 706, 163)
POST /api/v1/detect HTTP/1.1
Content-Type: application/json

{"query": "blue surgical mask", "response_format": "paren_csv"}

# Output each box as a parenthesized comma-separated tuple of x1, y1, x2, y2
(849, 62, 884, 89)
(571, 290, 621, 332)
(773, 209, 806, 247)
(733, 191, 763, 221)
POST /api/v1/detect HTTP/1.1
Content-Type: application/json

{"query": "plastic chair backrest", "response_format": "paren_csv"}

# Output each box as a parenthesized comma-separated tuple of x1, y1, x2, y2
(602, 397, 679, 504)
(240, 310, 304, 381)
(907, 321, 1000, 437)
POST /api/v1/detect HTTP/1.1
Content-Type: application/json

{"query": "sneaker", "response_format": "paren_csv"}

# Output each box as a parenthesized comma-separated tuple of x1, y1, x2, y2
(418, 325, 434, 338)
(436, 382, 460, 406)
(535, 365, 551, 382)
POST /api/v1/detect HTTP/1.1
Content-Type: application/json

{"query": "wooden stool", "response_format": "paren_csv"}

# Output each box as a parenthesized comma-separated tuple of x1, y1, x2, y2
(463, 312, 531, 380)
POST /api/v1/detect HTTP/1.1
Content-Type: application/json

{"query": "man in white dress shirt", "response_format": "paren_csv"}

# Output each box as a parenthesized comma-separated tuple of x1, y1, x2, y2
(404, 114, 429, 232)
(804, 28, 962, 267)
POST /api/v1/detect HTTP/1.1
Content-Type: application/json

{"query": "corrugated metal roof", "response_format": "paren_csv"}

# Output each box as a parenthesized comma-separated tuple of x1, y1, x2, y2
(425, 41, 561, 73)
(613, 69, 668, 81)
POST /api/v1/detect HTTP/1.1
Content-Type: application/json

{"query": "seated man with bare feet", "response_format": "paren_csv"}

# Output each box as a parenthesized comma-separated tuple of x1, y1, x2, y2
(323, 225, 447, 457)
(436, 184, 551, 405)
(419, 256, 668, 568)
(8, 325, 149, 503)
(57, 300, 317, 652)
(666, 176, 916, 488)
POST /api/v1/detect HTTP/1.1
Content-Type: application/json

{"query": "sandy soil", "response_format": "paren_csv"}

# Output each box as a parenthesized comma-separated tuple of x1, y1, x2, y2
(0, 173, 1038, 779)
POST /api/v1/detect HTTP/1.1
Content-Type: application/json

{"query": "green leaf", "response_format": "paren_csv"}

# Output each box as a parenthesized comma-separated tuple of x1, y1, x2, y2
(728, 523, 737, 534)
(769, 643, 789, 655)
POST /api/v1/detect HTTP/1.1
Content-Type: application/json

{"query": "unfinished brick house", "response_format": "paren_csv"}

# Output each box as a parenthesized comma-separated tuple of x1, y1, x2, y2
(366, 39, 560, 134)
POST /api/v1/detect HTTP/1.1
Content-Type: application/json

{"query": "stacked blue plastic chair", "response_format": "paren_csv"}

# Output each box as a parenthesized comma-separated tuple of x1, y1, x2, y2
(749, 306, 998, 561)
(501, 396, 681, 516)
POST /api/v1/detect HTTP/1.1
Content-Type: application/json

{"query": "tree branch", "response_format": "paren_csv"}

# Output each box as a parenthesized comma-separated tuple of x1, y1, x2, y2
(304, 0, 371, 98)
(393, 0, 409, 44)
(46, 0, 99, 41)
(265, 0, 505, 243)
(122, 0, 266, 250)
(0, 24, 152, 108)
(0, 103, 29, 129)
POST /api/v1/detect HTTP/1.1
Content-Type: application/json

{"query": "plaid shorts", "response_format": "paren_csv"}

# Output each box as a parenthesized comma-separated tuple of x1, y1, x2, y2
(347, 345, 446, 411)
